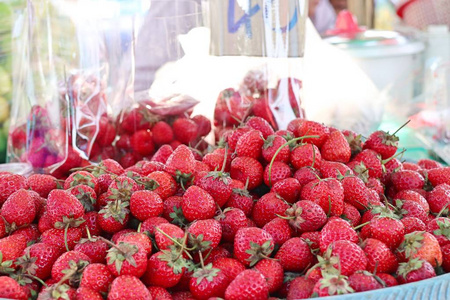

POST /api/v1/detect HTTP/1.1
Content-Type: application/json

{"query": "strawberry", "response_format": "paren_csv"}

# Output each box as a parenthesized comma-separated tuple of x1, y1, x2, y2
(216, 208, 247, 243)
(64, 170, 99, 195)
(68, 185, 97, 212)
(38, 283, 76, 300)
(427, 217, 450, 246)
(246, 116, 274, 139)
(235, 129, 264, 159)
(312, 274, 353, 297)
(426, 167, 450, 186)
(143, 251, 185, 288)
(341, 203, 361, 227)
(147, 171, 177, 200)
(41, 228, 82, 251)
(130, 129, 155, 156)
(130, 190, 163, 221)
(26, 174, 58, 198)
(214, 88, 248, 127)
(363, 128, 401, 159)
(152, 121, 174, 145)
(0, 276, 27, 300)
(295, 120, 330, 148)
(290, 143, 322, 170)
(234, 227, 274, 266)
(418, 158, 442, 169)
(352, 149, 383, 179)
(192, 115, 211, 137)
(396, 258, 436, 284)
(391, 170, 425, 191)
(76, 287, 103, 299)
(82, 212, 102, 237)
(293, 167, 321, 186)
(395, 189, 430, 213)
(198, 171, 233, 208)
(155, 223, 185, 251)
(397, 231, 442, 267)
(98, 200, 130, 233)
(342, 130, 363, 157)
(328, 240, 368, 276)
(106, 239, 148, 278)
(367, 216, 405, 250)
(1, 189, 36, 228)
(348, 271, 383, 292)
(396, 200, 428, 224)
(286, 276, 315, 300)
(148, 286, 172, 299)
(203, 246, 231, 265)
(165, 145, 196, 183)
(173, 118, 199, 145)
(74, 236, 109, 264)
(0, 234, 27, 267)
(427, 184, 450, 214)
(79, 263, 114, 294)
(361, 238, 398, 274)
(226, 186, 254, 217)
(301, 231, 321, 251)
(377, 273, 398, 287)
(188, 219, 222, 251)
(321, 130, 351, 163)
(262, 135, 289, 163)
(287, 118, 304, 133)
(301, 178, 345, 217)
(403, 162, 421, 171)
(271, 178, 301, 204)
(283, 200, 327, 232)
(230, 157, 263, 190)
(262, 218, 292, 245)
(108, 275, 152, 300)
(182, 186, 216, 222)
(320, 217, 359, 253)
(151, 145, 174, 164)
(442, 244, 450, 272)
(224, 269, 269, 300)
(341, 175, 369, 210)
(402, 217, 426, 234)
(320, 161, 354, 179)
(252, 192, 289, 227)
(47, 189, 85, 229)
(189, 264, 229, 300)
(0, 173, 27, 205)
(263, 161, 292, 187)
(117, 232, 152, 255)
(253, 259, 283, 293)
(275, 237, 314, 272)
(226, 126, 251, 152)
(17, 242, 61, 280)
(51, 250, 91, 285)
(213, 258, 246, 282)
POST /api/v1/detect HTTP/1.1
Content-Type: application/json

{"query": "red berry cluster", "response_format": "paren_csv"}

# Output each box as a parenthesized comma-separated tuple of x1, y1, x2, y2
(1, 116, 450, 299)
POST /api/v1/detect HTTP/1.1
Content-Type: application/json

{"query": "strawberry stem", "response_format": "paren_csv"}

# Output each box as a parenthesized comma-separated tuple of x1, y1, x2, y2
(220, 145, 228, 173)
(391, 120, 411, 136)
(64, 224, 70, 252)
(22, 273, 48, 287)
(353, 221, 370, 230)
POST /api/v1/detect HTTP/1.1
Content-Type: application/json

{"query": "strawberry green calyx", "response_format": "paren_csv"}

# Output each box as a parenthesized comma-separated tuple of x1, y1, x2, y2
(345, 134, 363, 157)
(175, 170, 193, 190)
(279, 203, 306, 229)
(61, 259, 89, 287)
(15, 252, 38, 276)
(204, 171, 231, 185)
(159, 248, 189, 275)
(69, 173, 96, 190)
(99, 200, 130, 224)
(108, 180, 134, 202)
(54, 215, 86, 229)
(246, 240, 274, 267)
(397, 257, 424, 278)
(398, 231, 425, 259)
(319, 273, 354, 295)
(188, 233, 212, 252)
(71, 187, 96, 212)
(193, 263, 221, 285)
(0, 252, 14, 274)
(370, 205, 398, 219)
(105, 241, 138, 275)
(169, 206, 187, 227)
(125, 171, 159, 191)
(352, 162, 370, 183)
(46, 283, 71, 300)
(434, 219, 450, 239)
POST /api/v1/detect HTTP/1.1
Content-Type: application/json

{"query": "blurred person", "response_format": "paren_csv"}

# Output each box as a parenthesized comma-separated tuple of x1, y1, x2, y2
(310, 0, 337, 34)
(330, 0, 348, 14)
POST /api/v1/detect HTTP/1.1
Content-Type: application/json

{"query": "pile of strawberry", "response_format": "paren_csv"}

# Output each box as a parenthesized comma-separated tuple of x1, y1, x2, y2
(1, 116, 450, 300)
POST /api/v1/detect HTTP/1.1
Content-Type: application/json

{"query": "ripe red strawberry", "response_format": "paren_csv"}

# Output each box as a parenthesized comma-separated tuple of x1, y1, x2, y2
(377, 273, 398, 287)
(352, 149, 383, 179)
(254, 259, 283, 293)
(75, 286, 103, 299)
(402, 217, 426, 234)
(263, 162, 291, 187)
(198, 171, 233, 208)
(143, 251, 185, 288)
(165, 144, 196, 181)
(290, 143, 322, 170)
(342, 129, 363, 157)
(203, 246, 231, 265)
(155, 223, 185, 251)
(117, 232, 152, 255)
(152, 121, 174, 145)
(341, 175, 370, 210)
(363, 129, 401, 159)
(151, 145, 174, 164)
(348, 271, 383, 292)
(147, 171, 177, 200)
(262, 135, 289, 163)
(191, 115, 211, 137)
(361, 238, 398, 274)
(216, 208, 247, 243)
(427, 184, 450, 214)
(189, 264, 229, 300)
(68, 184, 97, 212)
(235, 129, 264, 159)
(82, 212, 103, 238)
(396, 200, 428, 224)
(246, 116, 274, 139)
(129, 190, 163, 221)
(341, 203, 361, 227)
(312, 274, 353, 297)
(320, 160, 354, 179)
(130, 129, 155, 156)
(427, 217, 450, 246)
(213, 258, 246, 282)
(215, 88, 248, 127)
(17, 242, 61, 280)
(74, 236, 109, 264)
(0, 276, 27, 300)
(106, 240, 148, 278)
(395, 189, 430, 213)
(417, 158, 441, 169)
(224, 269, 269, 300)
(80, 263, 114, 294)
(148, 286, 172, 299)
(320, 217, 359, 253)
(188, 219, 222, 251)
(98, 200, 130, 233)
(40, 228, 82, 251)
(442, 244, 450, 272)
(38, 283, 76, 300)
(226, 126, 251, 152)
(275, 237, 314, 272)
(162, 195, 184, 224)
(286, 276, 315, 300)
(182, 186, 216, 222)
(25, 174, 58, 198)
(402, 161, 420, 171)
(252, 192, 289, 227)
(1, 189, 36, 228)
(301, 178, 345, 217)
(284, 200, 327, 232)
(321, 130, 351, 163)
(293, 167, 321, 186)
(230, 157, 263, 190)
(271, 178, 301, 204)
(328, 240, 368, 276)
(396, 258, 436, 284)
(64, 170, 99, 195)
(426, 167, 450, 186)
(295, 120, 330, 148)
(0, 234, 28, 266)
(108, 275, 152, 300)
(0, 173, 27, 205)
(226, 186, 254, 217)
(47, 189, 85, 229)
(391, 170, 425, 191)
(173, 118, 199, 145)
(262, 218, 292, 245)
(234, 227, 274, 266)
(301, 231, 321, 251)
(397, 231, 442, 267)
(367, 217, 405, 249)
(51, 250, 91, 284)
